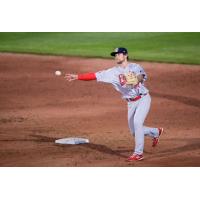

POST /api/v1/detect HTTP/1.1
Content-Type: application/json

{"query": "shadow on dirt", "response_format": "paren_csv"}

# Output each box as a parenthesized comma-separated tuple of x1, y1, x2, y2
(146, 138, 200, 162)
(30, 134, 58, 142)
(0, 117, 27, 124)
(151, 92, 200, 108)
(1, 135, 199, 159)
(158, 138, 200, 155)
(30, 135, 130, 158)
(80, 143, 128, 158)
(0, 134, 128, 158)
(0, 135, 58, 142)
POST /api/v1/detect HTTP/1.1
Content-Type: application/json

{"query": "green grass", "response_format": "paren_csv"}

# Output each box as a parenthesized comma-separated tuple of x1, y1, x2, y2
(0, 32, 200, 64)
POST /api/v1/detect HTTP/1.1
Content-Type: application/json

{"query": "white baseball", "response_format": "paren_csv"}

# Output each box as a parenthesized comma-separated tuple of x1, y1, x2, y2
(55, 70, 62, 76)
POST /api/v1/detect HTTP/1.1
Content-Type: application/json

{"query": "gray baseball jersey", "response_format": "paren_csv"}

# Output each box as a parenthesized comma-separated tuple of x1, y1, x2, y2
(95, 63, 149, 99)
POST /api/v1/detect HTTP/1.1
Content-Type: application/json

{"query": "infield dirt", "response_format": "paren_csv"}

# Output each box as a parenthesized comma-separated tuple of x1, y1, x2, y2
(0, 53, 200, 166)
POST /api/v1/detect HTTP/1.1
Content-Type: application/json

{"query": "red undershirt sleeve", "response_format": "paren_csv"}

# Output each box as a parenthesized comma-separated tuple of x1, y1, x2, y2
(78, 73, 96, 81)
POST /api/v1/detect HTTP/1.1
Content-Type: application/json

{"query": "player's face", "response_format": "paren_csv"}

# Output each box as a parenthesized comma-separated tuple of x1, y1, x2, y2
(115, 53, 127, 64)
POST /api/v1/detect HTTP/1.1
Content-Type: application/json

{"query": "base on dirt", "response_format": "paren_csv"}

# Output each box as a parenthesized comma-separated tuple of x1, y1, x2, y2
(55, 137, 89, 145)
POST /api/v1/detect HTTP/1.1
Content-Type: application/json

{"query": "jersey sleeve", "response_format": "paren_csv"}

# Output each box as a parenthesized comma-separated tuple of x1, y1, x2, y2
(78, 73, 96, 81)
(134, 64, 147, 81)
(95, 68, 115, 84)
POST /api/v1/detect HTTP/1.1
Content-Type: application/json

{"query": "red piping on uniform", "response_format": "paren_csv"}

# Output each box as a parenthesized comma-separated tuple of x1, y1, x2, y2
(78, 73, 96, 81)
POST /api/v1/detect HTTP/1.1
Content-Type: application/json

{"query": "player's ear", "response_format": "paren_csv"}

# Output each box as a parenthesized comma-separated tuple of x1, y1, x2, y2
(125, 54, 129, 60)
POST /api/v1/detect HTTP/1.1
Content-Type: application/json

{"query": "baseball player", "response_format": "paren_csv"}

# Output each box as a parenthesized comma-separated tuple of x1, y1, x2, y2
(65, 47, 164, 161)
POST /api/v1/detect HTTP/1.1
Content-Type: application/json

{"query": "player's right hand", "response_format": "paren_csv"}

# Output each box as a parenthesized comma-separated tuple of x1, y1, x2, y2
(64, 74, 78, 81)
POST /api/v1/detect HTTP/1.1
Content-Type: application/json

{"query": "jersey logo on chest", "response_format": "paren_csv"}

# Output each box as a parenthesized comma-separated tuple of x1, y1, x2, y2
(119, 74, 126, 86)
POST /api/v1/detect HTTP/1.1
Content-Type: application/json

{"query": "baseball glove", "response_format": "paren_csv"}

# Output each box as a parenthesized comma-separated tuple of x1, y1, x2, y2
(125, 72, 139, 86)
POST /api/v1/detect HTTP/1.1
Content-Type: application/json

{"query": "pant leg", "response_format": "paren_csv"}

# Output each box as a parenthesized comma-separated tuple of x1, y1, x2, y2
(127, 95, 153, 136)
(144, 126, 159, 138)
(133, 94, 151, 155)
(127, 101, 137, 135)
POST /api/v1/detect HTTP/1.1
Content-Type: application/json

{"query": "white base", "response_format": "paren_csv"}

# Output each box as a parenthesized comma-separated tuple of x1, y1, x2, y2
(55, 137, 89, 145)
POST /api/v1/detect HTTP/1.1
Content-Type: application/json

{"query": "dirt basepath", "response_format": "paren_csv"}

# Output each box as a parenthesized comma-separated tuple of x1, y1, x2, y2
(0, 53, 200, 166)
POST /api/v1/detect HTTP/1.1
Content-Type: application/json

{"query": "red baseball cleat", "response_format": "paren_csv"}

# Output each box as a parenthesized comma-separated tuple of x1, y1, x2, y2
(127, 154, 144, 161)
(152, 127, 164, 147)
